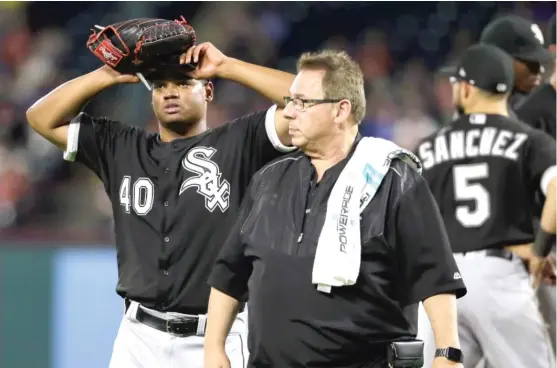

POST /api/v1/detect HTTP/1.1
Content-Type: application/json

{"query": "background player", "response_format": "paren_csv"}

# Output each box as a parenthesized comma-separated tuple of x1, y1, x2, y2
(25, 36, 295, 367)
(478, 14, 553, 110)
(516, 13, 556, 139)
(416, 44, 556, 368)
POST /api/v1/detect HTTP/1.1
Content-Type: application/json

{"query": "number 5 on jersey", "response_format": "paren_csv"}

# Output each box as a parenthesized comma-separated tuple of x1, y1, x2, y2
(453, 163, 491, 228)
(119, 176, 155, 216)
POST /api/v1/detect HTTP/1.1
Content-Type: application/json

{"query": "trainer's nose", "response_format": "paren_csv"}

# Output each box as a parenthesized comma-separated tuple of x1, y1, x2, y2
(283, 99, 297, 120)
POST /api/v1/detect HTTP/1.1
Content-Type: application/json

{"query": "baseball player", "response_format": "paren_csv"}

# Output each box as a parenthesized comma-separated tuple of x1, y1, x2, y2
(25, 18, 295, 368)
(479, 14, 554, 110)
(513, 14, 557, 353)
(439, 15, 553, 121)
(416, 44, 556, 368)
(516, 13, 556, 139)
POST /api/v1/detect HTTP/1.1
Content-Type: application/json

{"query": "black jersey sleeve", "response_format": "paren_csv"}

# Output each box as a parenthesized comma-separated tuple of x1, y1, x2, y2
(523, 128, 557, 196)
(223, 105, 295, 177)
(65, 112, 136, 189)
(387, 164, 467, 305)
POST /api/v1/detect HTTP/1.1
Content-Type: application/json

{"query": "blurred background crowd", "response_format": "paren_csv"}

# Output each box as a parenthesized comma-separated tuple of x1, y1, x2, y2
(0, 2, 555, 368)
(0, 1, 554, 240)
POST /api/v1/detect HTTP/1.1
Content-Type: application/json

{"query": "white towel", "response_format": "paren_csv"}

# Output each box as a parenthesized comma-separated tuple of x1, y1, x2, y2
(311, 137, 422, 293)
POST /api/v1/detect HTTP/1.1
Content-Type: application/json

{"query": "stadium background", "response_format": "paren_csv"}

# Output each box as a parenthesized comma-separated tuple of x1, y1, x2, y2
(0, 2, 554, 368)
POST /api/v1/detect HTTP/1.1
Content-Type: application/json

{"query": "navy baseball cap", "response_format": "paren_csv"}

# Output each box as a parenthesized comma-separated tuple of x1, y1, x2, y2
(447, 44, 514, 94)
(480, 14, 552, 64)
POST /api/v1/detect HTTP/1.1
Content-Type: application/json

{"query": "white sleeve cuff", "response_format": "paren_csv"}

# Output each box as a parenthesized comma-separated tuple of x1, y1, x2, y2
(264, 105, 296, 153)
(63, 117, 81, 162)
(540, 165, 557, 195)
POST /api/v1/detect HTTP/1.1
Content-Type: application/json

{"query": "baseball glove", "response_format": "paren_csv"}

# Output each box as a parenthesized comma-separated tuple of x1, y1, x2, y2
(86, 16, 196, 76)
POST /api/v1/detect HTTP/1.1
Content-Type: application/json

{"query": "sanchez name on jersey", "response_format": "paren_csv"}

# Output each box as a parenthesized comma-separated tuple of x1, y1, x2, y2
(416, 113, 556, 253)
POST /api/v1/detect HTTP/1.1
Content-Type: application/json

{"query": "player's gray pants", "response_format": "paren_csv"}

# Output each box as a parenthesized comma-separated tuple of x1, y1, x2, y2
(108, 301, 249, 368)
(537, 277, 556, 355)
(417, 251, 555, 368)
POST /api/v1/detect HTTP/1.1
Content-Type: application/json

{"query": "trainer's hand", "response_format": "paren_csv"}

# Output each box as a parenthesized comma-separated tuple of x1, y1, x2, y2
(204, 347, 230, 368)
(96, 65, 140, 85)
(432, 357, 463, 368)
(180, 42, 229, 80)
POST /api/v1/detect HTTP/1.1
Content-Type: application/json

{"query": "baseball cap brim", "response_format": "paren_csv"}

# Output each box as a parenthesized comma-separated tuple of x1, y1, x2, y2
(513, 46, 553, 64)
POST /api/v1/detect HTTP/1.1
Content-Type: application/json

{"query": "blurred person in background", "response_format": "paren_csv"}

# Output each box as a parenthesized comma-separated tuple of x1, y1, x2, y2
(416, 43, 556, 368)
(515, 13, 557, 355)
(25, 36, 296, 367)
(516, 13, 556, 139)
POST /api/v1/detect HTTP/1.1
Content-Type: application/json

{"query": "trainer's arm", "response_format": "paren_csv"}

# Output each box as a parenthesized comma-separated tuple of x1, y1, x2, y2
(389, 162, 465, 364)
(206, 180, 256, 357)
(218, 58, 294, 146)
(25, 66, 136, 150)
(423, 294, 461, 354)
(204, 288, 241, 352)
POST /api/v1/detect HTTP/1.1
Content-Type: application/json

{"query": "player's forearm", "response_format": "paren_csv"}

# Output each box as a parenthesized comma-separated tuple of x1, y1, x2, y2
(26, 66, 117, 130)
(205, 287, 241, 348)
(423, 293, 460, 349)
(217, 57, 295, 107)
(533, 177, 557, 257)
(540, 177, 556, 234)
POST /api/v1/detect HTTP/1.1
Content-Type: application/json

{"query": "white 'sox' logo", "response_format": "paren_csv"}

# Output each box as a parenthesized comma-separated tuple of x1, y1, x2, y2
(179, 146, 230, 213)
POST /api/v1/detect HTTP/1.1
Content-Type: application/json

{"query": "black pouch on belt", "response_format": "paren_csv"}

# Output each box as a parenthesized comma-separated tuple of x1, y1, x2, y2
(387, 340, 424, 368)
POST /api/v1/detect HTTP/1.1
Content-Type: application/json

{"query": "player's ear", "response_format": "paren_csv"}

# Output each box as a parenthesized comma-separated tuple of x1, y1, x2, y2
(462, 82, 472, 101)
(204, 81, 214, 102)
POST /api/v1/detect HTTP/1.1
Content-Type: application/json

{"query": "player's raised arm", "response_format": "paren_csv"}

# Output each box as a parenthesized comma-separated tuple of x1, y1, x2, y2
(180, 42, 295, 147)
(25, 66, 139, 150)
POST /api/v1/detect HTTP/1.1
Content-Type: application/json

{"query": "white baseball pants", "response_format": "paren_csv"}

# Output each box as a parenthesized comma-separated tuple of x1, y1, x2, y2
(108, 301, 249, 368)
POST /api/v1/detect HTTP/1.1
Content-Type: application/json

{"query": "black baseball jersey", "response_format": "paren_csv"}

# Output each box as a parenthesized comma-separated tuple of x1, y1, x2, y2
(71, 106, 290, 313)
(516, 83, 556, 140)
(416, 113, 557, 253)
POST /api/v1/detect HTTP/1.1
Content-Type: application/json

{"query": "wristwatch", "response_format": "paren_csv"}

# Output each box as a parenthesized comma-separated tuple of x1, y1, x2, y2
(435, 347, 463, 363)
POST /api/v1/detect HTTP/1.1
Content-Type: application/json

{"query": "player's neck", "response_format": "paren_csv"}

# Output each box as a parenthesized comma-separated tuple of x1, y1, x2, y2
(306, 127, 358, 182)
(464, 102, 509, 117)
(158, 120, 208, 142)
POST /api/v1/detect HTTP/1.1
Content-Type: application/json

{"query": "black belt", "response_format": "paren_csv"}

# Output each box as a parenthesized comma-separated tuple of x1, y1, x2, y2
(136, 306, 201, 337)
(461, 248, 513, 260)
(123, 299, 246, 337)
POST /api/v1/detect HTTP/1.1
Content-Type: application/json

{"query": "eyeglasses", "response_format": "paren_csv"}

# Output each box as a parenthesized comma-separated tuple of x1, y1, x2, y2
(283, 96, 342, 112)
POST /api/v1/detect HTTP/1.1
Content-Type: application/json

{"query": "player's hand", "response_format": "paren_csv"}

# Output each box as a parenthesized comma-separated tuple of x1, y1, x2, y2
(96, 65, 140, 85)
(432, 357, 463, 368)
(203, 347, 230, 368)
(531, 255, 557, 288)
(180, 42, 229, 80)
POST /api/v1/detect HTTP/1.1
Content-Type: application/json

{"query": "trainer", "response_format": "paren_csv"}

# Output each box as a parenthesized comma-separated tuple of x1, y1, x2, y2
(204, 50, 467, 368)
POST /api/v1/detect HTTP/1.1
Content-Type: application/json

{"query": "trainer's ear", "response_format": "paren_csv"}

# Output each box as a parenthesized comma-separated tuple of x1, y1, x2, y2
(204, 81, 214, 102)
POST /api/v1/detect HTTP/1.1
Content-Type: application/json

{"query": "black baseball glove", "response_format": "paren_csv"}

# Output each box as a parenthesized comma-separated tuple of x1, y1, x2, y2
(86, 16, 196, 76)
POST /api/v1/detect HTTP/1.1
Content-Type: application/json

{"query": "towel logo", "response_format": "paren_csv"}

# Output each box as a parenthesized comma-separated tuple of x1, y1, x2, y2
(337, 185, 354, 253)
(363, 163, 382, 186)
(180, 146, 230, 213)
